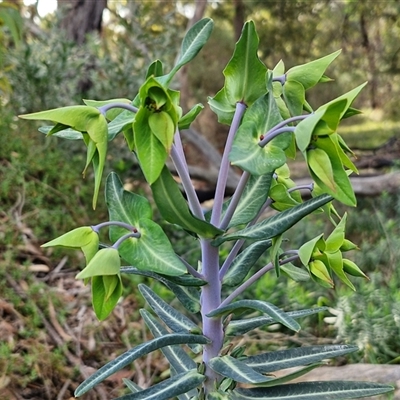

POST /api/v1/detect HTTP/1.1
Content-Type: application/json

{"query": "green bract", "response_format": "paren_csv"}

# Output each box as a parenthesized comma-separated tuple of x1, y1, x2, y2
(20, 106, 108, 208)
(41, 226, 99, 263)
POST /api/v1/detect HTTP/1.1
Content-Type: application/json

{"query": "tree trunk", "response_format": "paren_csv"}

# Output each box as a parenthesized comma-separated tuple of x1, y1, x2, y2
(233, 0, 245, 41)
(179, 0, 208, 112)
(58, 0, 107, 44)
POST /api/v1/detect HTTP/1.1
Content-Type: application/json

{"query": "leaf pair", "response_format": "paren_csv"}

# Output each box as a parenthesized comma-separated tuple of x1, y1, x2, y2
(208, 21, 268, 125)
(295, 83, 366, 206)
(106, 172, 186, 277)
(20, 106, 108, 208)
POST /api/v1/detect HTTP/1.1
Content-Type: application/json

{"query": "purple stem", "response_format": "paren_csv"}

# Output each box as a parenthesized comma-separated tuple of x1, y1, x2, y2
(112, 231, 141, 249)
(288, 183, 314, 194)
(267, 114, 310, 133)
(200, 239, 224, 391)
(219, 171, 250, 230)
(219, 254, 300, 308)
(177, 255, 205, 280)
(258, 126, 296, 147)
(170, 144, 205, 220)
(272, 74, 286, 84)
(92, 221, 138, 233)
(98, 102, 139, 116)
(210, 102, 247, 226)
(219, 197, 274, 281)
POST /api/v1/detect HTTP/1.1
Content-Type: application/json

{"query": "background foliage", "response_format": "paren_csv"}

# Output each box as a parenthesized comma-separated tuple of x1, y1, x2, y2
(1, 1, 400, 398)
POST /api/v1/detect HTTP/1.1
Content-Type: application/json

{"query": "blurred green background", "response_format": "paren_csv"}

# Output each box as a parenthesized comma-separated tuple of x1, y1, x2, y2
(1, 1, 400, 399)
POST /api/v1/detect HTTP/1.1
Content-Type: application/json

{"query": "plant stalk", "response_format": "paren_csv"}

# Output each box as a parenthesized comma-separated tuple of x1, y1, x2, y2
(200, 239, 224, 393)
(210, 102, 247, 226)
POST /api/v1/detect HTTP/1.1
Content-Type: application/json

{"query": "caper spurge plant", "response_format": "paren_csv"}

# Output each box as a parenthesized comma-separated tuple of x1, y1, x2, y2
(20, 19, 394, 400)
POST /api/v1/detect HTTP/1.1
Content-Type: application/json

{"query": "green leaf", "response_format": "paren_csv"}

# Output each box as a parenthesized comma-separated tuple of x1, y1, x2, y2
(223, 240, 272, 287)
(230, 93, 288, 176)
(224, 21, 267, 105)
(228, 173, 273, 228)
(178, 104, 204, 130)
(325, 213, 347, 252)
(286, 50, 341, 90)
(74, 334, 209, 397)
(91, 274, 123, 320)
(280, 263, 310, 282)
(114, 370, 204, 400)
(120, 267, 201, 313)
(20, 106, 108, 208)
(148, 110, 175, 151)
(342, 259, 368, 279)
(19, 105, 100, 131)
(310, 136, 356, 206)
(209, 356, 271, 384)
(269, 184, 301, 212)
(83, 98, 131, 121)
(226, 307, 327, 337)
(208, 88, 236, 125)
(212, 194, 332, 246)
(106, 172, 153, 225)
(151, 166, 223, 238)
(140, 309, 197, 373)
(120, 267, 206, 287)
(298, 234, 324, 266)
(38, 125, 84, 140)
(257, 364, 321, 387)
(41, 226, 99, 264)
(207, 300, 300, 332)
(75, 248, 120, 280)
(167, 18, 214, 82)
(106, 173, 185, 276)
(325, 250, 355, 290)
(122, 379, 142, 393)
(118, 218, 186, 276)
(307, 148, 336, 192)
(231, 381, 393, 399)
(133, 105, 168, 184)
(107, 110, 135, 140)
(295, 110, 325, 153)
(138, 284, 201, 334)
(146, 59, 164, 79)
(282, 80, 305, 117)
(309, 260, 334, 288)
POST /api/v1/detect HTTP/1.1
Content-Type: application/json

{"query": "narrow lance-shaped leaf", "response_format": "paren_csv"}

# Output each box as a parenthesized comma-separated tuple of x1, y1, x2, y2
(227, 173, 273, 228)
(223, 240, 272, 287)
(74, 334, 209, 397)
(231, 381, 394, 400)
(226, 307, 328, 336)
(212, 194, 332, 246)
(120, 267, 201, 313)
(209, 356, 272, 384)
(140, 309, 197, 372)
(207, 300, 300, 332)
(166, 18, 214, 84)
(245, 345, 359, 374)
(151, 166, 223, 238)
(138, 284, 201, 334)
(114, 370, 205, 400)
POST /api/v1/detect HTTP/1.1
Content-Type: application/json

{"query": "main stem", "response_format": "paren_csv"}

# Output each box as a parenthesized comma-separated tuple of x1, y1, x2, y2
(200, 239, 224, 393)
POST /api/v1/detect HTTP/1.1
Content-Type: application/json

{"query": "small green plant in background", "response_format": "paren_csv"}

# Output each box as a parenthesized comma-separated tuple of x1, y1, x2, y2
(19, 19, 394, 399)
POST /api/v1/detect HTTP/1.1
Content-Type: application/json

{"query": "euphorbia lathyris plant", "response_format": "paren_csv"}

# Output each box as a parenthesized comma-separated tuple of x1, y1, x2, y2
(20, 19, 393, 399)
